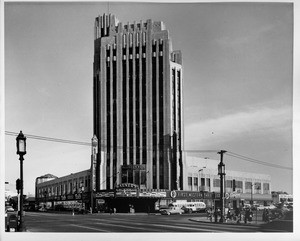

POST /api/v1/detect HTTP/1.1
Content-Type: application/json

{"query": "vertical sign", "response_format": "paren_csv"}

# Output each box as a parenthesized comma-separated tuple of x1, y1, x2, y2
(91, 135, 98, 192)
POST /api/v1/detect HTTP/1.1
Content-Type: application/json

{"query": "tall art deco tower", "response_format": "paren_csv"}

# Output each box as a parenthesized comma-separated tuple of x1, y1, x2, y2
(93, 14, 184, 192)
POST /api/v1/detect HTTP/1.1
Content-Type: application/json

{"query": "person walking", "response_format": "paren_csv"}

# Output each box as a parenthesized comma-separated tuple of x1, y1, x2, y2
(210, 208, 213, 222)
(226, 209, 232, 222)
(262, 209, 266, 222)
(244, 208, 250, 224)
(214, 208, 218, 223)
(235, 207, 241, 224)
(265, 209, 270, 222)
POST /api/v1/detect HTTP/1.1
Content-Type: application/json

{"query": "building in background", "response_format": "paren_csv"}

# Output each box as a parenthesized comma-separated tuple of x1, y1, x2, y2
(272, 192, 293, 204)
(93, 14, 183, 193)
(184, 156, 272, 208)
(35, 171, 90, 210)
(35, 155, 273, 212)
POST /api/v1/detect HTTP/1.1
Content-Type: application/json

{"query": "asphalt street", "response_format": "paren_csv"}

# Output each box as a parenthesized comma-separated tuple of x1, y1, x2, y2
(23, 212, 261, 232)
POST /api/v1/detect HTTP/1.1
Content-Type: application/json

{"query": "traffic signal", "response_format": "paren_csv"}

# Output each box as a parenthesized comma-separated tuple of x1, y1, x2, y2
(233, 179, 236, 191)
(16, 179, 22, 194)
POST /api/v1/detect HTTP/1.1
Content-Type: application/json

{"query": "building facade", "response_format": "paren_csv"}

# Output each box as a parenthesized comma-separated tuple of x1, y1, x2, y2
(35, 171, 91, 210)
(93, 14, 184, 192)
(184, 156, 272, 208)
(35, 157, 273, 212)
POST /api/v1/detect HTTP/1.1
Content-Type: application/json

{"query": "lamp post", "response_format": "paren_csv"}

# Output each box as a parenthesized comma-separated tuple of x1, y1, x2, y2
(250, 183, 259, 205)
(198, 167, 206, 191)
(251, 183, 254, 206)
(16, 131, 26, 231)
(250, 183, 259, 224)
(218, 150, 226, 223)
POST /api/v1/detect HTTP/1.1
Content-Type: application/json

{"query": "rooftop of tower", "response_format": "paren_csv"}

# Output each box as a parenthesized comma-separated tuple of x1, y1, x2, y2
(95, 13, 167, 39)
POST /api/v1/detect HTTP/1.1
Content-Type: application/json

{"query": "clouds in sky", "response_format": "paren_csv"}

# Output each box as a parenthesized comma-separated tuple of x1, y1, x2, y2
(185, 105, 292, 149)
(3, 2, 294, 194)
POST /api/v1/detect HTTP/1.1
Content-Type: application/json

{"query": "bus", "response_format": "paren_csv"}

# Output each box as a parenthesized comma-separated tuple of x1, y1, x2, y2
(168, 201, 206, 213)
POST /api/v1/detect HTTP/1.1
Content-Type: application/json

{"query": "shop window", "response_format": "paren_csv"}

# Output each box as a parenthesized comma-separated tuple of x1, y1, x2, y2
(194, 177, 198, 186)
(213, 179, 220, 187)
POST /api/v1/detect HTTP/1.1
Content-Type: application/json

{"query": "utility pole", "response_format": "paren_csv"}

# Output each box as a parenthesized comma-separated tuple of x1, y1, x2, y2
(218, 150, 227, 223)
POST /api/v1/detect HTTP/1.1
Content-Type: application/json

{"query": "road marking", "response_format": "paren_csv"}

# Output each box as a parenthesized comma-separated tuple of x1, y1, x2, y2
(94, 220, 221, 232)
(69, 224, 112, 232)
(86, 217, 232, 232)
(94, 222, 158, 231)
(149, 223, 222, 232)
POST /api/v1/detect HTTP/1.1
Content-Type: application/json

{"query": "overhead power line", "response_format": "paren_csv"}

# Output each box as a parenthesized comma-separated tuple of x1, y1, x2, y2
(226, 151, 292, 171)
(5, 131, 91, 146)
(5, 131, 292, 170)
(5, 131, 218, 153)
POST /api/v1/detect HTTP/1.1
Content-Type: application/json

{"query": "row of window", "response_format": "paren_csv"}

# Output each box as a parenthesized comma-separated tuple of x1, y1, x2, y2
(106, 52, 164, 62)
(37, 177, 90, 198)
(104, 40, 167, 189)
(188, 177, 270, 192)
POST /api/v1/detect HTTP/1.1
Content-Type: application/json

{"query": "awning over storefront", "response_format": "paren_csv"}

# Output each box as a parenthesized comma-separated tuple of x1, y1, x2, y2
(237, 193, 272, 201)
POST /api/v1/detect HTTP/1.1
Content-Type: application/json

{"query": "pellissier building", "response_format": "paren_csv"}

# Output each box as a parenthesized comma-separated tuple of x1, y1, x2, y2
(35, 14, 272, 213)
(93, 13, 183, 198)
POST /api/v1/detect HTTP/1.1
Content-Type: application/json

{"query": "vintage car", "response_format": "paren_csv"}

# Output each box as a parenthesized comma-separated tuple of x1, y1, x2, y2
(160, 207, 184, 215)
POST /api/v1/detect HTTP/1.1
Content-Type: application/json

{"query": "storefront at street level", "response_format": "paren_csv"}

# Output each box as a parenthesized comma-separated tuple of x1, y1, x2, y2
(36, 192, 91, 211)
(36, 181, 272, 212)
(92, 184, 256, 213)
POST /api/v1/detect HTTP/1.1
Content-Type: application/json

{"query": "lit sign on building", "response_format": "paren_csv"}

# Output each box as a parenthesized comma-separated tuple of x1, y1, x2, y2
(115, 189, 138, 197)
(139, 191, 167, 198)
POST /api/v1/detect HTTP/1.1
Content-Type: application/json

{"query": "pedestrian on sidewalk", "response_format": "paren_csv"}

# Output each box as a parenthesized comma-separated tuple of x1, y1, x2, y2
(265, 209, 270, 223)
(206, 208, 211, 219)
(208, 208, 213, 222)
(235, 207, 241, 224)
(214, 208, 218, 223)
(244, 207, 250, 224)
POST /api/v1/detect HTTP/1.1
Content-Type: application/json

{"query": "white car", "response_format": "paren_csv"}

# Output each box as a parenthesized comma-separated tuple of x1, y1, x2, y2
(5, 206, 15, 213)
(257, 205, 276, 210)
(160, 207, 184, 215)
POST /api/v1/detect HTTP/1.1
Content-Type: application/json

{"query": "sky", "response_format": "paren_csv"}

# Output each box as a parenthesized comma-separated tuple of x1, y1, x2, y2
(1, 1, 298, 198)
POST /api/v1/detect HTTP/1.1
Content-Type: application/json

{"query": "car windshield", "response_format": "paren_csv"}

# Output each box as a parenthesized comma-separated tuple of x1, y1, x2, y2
(5, 206, 14, 212)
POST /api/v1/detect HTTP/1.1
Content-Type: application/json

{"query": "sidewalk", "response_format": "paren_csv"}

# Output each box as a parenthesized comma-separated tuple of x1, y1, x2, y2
(189, 216, 265, 226)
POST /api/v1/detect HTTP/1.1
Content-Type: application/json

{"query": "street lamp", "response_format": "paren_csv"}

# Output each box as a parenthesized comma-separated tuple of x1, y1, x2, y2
(16, 131, 26, 231)
(250, 183, 258, 205)
(198, 167, 206, 191)
(218, 150, 226, 223)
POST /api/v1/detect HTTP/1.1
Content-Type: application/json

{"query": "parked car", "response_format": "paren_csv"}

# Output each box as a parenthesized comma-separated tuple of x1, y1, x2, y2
(160, 207, 184, 215)
(5, 206, 15, 213)
(38, 207, 47, 212)
(257, 205, 276, 210)
(5, 206, 17, 232)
